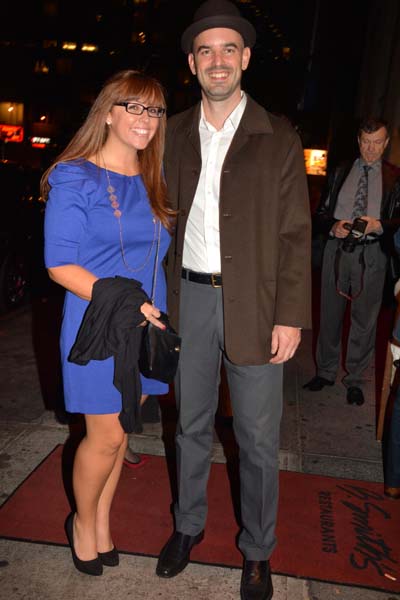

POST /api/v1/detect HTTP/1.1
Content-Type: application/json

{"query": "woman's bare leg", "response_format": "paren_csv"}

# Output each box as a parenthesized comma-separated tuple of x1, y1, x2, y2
(95, 432, 127, 552)
(72, 413, 125, 560)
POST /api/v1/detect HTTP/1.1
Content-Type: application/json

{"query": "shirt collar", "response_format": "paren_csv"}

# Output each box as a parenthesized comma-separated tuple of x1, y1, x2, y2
(200, 91, 247, 133)
(358, 157, 381, 172)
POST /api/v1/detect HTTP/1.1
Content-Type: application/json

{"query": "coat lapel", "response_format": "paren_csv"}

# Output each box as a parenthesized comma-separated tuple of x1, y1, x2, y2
(223, 96, 273, 166)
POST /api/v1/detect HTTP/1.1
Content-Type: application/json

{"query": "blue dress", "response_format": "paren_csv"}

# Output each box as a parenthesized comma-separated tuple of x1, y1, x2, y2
(44, 160, 170, 414)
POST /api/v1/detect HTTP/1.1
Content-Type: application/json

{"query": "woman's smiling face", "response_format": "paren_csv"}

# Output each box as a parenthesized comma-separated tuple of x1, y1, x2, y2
(107, 97, 162, 152)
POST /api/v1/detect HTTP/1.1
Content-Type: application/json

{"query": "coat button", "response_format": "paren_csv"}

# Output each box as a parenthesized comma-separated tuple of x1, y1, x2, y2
(173, 289, 179, 295)
(223, 212, 231, 217)
(224, 255, 232, 261)
(180, 209, 187, 217)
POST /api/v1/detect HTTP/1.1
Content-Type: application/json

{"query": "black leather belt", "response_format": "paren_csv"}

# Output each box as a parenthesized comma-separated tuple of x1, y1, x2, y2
(329, 237, 380, 246)
(360, 238, 380, 245)
(181, 267, 222, 287)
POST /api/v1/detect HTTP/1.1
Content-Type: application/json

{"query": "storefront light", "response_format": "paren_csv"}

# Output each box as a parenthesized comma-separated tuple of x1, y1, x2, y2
(304, 149, 328, 176)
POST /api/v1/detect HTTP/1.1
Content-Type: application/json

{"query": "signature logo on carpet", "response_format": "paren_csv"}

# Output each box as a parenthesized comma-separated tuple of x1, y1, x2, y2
(318, 490, 338, 554)
(337, 483, 398, 581)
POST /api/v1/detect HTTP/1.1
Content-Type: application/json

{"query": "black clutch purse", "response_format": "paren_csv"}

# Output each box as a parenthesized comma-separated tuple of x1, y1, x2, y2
(139, 221, 181, 383)
(139, 312, 181, 383)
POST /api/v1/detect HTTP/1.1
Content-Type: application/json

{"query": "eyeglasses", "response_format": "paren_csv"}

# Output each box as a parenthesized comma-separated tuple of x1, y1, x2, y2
(114, 102, 166, 118)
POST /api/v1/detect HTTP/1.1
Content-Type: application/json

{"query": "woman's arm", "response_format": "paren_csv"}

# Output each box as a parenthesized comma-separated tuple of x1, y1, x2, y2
(48, 264, 98, 301)
(48, 265, 164, 328)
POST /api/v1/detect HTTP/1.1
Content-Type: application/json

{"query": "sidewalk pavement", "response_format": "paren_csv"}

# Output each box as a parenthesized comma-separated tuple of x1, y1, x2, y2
(0, 303, 394, 600)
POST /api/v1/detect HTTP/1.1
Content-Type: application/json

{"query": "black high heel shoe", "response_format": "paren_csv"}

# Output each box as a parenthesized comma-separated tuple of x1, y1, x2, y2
(98, 547, 119, 567)
(65, 513, 103, 576)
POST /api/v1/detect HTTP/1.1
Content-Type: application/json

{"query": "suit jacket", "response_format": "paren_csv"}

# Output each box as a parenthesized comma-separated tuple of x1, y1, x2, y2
(164, 95, 312, 365)
(314, 160, 400, 252)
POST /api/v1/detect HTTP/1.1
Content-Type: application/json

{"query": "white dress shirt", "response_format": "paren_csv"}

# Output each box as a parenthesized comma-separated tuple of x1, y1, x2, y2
(182, 93, 247, 273)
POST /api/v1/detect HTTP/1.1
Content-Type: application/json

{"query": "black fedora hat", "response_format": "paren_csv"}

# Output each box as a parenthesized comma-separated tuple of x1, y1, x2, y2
(181, 0, 256, 54)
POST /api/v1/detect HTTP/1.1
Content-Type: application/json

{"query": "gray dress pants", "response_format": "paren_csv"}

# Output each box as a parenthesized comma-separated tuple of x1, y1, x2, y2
(174, 277, 283, 560)
(317, 238, 387, 388)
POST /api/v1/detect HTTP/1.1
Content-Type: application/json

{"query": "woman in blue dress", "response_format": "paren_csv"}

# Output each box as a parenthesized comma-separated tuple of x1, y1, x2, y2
(42, 70, 174, 575)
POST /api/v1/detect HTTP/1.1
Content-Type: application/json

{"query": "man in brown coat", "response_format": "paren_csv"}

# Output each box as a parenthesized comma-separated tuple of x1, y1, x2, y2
(156, 2, 311, 598)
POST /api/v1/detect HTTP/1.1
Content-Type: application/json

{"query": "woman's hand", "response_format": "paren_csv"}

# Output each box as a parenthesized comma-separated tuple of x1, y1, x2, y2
(140, 302, 166, 329)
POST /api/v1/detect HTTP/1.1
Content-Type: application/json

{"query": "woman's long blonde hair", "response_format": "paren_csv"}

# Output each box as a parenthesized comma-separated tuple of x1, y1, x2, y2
(41, 70, 174, 231)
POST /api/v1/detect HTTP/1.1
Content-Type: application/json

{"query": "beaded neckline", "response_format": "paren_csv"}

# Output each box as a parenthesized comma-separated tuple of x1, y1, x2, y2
(101, 154, 158, 273)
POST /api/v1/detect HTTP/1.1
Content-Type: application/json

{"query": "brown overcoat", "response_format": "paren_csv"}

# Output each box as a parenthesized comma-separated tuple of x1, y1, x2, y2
(164, 95, 312, 365)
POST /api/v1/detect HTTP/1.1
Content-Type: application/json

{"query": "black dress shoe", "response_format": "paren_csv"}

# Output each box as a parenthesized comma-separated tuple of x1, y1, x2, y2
(303, 375, 334, 391)
(240, 560, 273, 600)
(347, 386, 364, 406)
(156, 530, 204, 578)
(98, 547, 119, 567)
(65, 513, 103, 576)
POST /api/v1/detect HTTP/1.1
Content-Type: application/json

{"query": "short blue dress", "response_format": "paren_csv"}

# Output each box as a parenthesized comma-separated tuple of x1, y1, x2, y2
(44, 160, 170, 414)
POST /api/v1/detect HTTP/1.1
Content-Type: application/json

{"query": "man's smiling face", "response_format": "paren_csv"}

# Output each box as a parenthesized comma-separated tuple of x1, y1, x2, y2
(188, 28, 250, 103)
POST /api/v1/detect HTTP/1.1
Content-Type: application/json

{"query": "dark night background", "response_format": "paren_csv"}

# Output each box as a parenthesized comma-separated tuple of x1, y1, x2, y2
(1, 0, 400, 173)
(0, 2, 399, 455)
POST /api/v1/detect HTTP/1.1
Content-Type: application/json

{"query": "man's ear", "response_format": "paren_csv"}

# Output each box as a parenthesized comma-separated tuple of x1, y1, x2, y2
(188, 53, 196, 76)
(242, 47, 251, 71)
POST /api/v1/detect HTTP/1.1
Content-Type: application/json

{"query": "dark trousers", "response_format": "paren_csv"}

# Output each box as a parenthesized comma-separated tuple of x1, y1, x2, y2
(174, 277, 283, 560)
(316, 238, 387, 388)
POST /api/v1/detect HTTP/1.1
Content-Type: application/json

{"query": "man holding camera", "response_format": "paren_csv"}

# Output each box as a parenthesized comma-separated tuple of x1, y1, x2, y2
(304, 118, 400, 405)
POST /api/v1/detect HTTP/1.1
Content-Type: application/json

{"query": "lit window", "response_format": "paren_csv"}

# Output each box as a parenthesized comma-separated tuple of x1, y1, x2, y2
(62, 42, 77, 51)
(81, 44, 99, 52)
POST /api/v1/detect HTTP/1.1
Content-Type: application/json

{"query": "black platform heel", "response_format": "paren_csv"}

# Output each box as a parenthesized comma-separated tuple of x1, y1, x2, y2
(98, 547, 119, 567)
(65, 513, 103, 576)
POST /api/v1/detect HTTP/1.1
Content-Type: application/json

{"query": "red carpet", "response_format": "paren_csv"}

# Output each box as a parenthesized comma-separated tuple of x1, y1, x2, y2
(0, 445, 399, 593)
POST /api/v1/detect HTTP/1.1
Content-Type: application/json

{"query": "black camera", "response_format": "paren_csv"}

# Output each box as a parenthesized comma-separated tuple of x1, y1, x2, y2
(341, 218, 367, 253)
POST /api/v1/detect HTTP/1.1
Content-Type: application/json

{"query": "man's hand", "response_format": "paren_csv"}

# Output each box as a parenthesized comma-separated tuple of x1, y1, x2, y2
(269, 325, 301, 364)
(358, 216, 382, 235)
(331, 220, 352, 238)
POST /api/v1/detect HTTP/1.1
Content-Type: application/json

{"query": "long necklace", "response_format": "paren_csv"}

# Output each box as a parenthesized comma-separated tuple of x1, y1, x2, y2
(102, 155, 157, 273)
